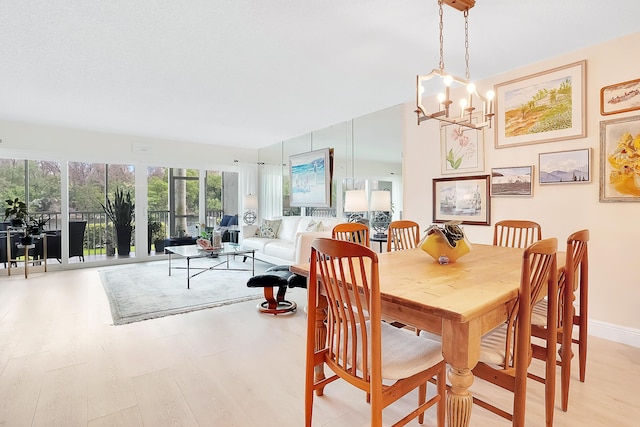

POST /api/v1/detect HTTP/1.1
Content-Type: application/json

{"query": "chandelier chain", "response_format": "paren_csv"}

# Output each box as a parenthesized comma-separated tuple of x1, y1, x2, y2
(464, 9, 470, 80)
(438, 0, 444, 71)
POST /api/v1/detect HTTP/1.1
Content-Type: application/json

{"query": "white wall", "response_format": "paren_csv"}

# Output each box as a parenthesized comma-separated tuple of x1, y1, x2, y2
(403, 32, 640, 346)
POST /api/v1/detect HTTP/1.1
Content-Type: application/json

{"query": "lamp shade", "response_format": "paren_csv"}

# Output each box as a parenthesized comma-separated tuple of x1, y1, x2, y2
(244, 194, 258, 210)
(344, 190, 368, 212)
(370, 190, 391, 211)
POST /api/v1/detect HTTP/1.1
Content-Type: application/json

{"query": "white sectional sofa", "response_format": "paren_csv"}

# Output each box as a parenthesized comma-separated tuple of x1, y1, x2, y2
(242, 216, 344, 265)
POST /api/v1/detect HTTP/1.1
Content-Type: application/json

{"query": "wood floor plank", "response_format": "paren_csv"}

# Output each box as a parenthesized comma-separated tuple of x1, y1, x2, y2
(0, 265, 638, 426)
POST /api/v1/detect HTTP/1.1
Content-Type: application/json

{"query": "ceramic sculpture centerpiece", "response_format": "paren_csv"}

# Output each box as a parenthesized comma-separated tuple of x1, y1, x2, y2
(420, 221, 472, 263)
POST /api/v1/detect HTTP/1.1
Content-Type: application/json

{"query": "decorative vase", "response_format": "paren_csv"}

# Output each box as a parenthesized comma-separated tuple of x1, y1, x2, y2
(420, 231, 471, 263)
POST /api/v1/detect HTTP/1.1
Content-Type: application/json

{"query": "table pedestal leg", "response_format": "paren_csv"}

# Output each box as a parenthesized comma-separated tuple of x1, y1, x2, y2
(447, 368, 474, 427)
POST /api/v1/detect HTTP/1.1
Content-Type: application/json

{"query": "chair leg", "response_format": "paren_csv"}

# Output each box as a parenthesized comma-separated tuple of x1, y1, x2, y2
(418, 383, 426, 424)
(578, 320, 588, 382)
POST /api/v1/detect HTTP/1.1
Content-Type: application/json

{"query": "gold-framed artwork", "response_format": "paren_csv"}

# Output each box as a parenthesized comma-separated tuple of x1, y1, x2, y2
(494, 60, 586, 149)
(432, 175, 490, 226)
(599, 115, 640, 202)
(600, 78, 640, 116)
(440, 113, 485, 175)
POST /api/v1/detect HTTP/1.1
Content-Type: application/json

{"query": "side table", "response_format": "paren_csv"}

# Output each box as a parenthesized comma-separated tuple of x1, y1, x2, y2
(370, 234, 387, 253)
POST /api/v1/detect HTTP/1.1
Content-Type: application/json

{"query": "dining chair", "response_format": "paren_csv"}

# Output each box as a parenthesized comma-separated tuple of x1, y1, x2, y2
(305, 238, 446, 427)
(471, 237, 558, 427)
(493, 220, 542, 248)
(386, 220, 420, 252)
(331, 222, 370, 247)
(530, 229, 589, 412)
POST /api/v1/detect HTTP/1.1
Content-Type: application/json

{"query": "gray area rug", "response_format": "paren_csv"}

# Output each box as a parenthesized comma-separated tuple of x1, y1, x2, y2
(99, 258, 269, 325)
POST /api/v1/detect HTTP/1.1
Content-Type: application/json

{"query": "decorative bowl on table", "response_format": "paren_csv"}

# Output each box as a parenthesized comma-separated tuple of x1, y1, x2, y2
(420, 222, 472, 263)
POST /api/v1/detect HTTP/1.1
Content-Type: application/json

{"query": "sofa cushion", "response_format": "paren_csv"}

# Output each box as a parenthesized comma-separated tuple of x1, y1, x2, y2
(277, 216, 301, 242)
(263, 240, 295, 261)
(220, 215, 233, 227)
(257, 219, 282, 238)
(243, 237, 279, 252)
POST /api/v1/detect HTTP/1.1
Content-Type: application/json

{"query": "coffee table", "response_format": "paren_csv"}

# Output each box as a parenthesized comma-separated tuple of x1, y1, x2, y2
(166, 242, 256, 289)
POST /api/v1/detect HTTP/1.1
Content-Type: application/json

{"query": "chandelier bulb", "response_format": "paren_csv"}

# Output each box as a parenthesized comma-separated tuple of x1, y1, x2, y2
(486, 90, 495, 100)
(466, 83, 476, 94)
(443, 75, 453, 86)
(437, 93, 446, 103)
(459, 98, 468, 109)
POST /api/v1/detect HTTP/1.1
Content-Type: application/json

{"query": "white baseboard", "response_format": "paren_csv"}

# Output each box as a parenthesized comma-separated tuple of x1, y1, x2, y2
(589, 319, 640, 348)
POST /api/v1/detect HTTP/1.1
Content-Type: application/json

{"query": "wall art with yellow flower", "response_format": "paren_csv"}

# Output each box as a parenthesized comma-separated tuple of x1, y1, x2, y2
(440, 113, 485, 175)
(600, 115, 640, 202)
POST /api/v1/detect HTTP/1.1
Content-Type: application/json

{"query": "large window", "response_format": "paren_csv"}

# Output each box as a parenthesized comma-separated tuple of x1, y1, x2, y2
(68, 161, 135, 258)
(0, 159, 62, 227)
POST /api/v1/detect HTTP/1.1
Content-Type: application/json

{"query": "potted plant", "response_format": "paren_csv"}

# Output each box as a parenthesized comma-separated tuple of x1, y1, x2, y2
(4, 197, 29, 227)
(27, 215, 49, 236)
(148, 220, 166, 254)
(101, 188, 135, 256)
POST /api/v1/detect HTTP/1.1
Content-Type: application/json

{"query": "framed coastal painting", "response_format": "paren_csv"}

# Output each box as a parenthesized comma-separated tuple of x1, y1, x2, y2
(494, 60, 586, 148)
(600, 78, 640, 116)
(440, 113, 485, 174)
(432, 175, 491, 226)
(289, 148, 333, 207)
(490, 166, 534, 196)
(599, 115, 640, 202)
(538, 148, 591, 185)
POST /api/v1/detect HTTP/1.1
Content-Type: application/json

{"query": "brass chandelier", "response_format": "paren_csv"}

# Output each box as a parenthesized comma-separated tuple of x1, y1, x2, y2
(415, 0, 494, 130)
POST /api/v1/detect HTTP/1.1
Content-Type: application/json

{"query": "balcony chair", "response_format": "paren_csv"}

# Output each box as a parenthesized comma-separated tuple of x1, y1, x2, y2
(493, 220, 542, 248)
(386, 220, 420, 252)
(530, 229, 590, 412)
(305, 238, 445, 427)
(44, 220, 87, 262)
(471, 238, 558, 427)
(331, 222, 370, 247)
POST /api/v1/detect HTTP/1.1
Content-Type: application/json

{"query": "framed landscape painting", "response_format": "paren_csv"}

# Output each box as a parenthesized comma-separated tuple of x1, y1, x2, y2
(599, 115, 640, 202)
(491, 166, 533, 197)
(494, 60, 586, 148)
(432, 175, 490, 226)
(539, 148, 591, 185)
(289, 148, 333, 207)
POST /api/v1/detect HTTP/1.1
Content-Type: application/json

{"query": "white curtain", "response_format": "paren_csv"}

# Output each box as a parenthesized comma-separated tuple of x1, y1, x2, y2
(259, 163, 283, 220)
(237, 162, 258, 219)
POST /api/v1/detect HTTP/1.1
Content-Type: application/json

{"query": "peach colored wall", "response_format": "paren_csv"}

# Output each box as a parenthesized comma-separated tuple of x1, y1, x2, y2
(403, 32, 640, 346)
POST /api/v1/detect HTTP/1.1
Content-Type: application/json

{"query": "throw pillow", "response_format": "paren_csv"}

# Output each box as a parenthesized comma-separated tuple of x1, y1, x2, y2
(305, 220, 322, 232)
(220, 215, 233, 227)
(258, 219, 282, 238)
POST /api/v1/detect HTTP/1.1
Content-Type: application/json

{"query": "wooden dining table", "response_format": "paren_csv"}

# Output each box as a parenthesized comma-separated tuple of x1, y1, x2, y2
(290, 243, 565, 427)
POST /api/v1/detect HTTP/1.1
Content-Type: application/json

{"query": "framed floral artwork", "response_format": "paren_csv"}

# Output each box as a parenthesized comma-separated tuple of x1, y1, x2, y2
(440, 113, 485, 174)
(599, 115, 640, 202)
(432, 175, 491, 226)
(494, 60, 586, 148)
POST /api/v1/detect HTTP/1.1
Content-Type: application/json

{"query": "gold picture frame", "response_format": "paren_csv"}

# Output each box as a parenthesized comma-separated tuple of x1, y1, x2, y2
(494, 60, 586, 149)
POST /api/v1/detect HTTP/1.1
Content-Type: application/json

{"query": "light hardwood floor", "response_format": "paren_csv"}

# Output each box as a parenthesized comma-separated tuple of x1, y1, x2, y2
(0, 266, 639, 426)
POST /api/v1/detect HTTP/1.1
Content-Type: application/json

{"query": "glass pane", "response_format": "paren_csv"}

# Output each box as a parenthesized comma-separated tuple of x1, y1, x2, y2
(205, 170, 223, 226)
(171, 168, 199, 237)
(148, 166, 169, 255)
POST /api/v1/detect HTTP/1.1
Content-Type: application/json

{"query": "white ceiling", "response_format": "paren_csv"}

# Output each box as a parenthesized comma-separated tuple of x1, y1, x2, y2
(1, 1, 639, 150)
